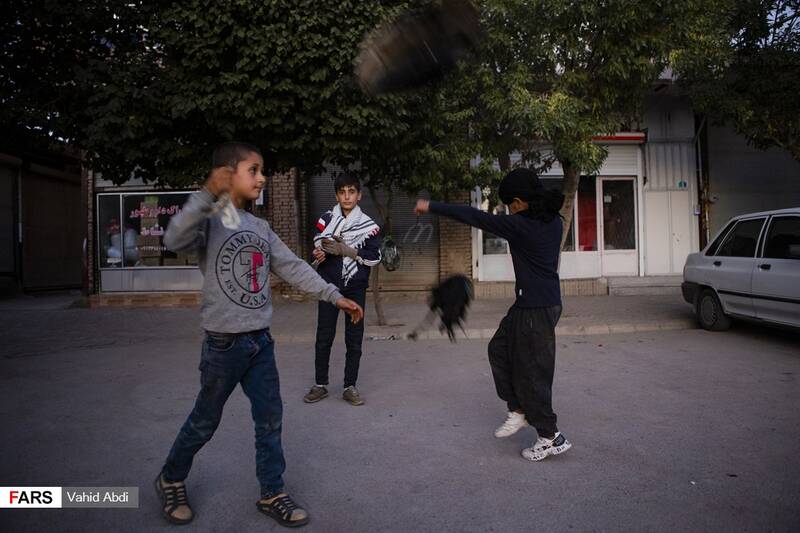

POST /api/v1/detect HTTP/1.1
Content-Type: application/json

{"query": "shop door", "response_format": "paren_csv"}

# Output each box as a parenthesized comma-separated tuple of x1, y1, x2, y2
(599, 178, 639, 276)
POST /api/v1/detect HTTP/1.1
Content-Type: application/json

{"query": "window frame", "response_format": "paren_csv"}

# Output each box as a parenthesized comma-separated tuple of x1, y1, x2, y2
(475, 182, 578, 256)
(713, 217, 768, 258)
(759, 214, 800, 260)
(96, 190, 199, 270)
(705, 220, 737, 256)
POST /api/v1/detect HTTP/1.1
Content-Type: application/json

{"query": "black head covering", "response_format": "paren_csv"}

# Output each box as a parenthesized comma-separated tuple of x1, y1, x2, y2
(498, 168, 541, 205)
(498, 168, 564, 223)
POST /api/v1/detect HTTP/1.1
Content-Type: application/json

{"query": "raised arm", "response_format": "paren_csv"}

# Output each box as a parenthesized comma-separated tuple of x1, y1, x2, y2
(165, 166, 234, 252)
(163, 189, 215, 252)
(419, 200, 518, 241)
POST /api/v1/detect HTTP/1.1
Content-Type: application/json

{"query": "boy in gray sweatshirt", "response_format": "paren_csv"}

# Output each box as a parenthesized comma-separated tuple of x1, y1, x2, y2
(155, 142, 363, 528)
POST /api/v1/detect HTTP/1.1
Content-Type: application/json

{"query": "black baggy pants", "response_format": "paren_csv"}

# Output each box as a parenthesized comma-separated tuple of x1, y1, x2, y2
(487, 305, 562, 437)
(314, 286, 367, 388)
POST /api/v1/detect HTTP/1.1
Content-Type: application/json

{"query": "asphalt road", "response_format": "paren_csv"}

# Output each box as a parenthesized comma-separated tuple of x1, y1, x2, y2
(1, 310, 798, 532)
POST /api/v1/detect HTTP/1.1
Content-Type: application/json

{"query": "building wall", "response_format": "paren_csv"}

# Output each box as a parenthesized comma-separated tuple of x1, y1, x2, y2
(83, 167, 95, 295)
(21, 168, 83, 289)
(1, 151, 82, 293)
(0, 164, 16, 275)
(265, 169, 302, 256)
(438, 190, 472, 279)
(262, 169, 309, 300)
(0, 162, 18, 296)
(640, 94, 700, 275)
(706, 124, 800, 235)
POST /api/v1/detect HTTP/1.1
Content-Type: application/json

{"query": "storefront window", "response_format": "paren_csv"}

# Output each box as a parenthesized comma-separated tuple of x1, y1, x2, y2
(98, 194, 124, 267)
(97, 192, 198, 268)
(479, 180, 577, 254)
(481, 201, 509, 255)
(601, 180, 636, 250)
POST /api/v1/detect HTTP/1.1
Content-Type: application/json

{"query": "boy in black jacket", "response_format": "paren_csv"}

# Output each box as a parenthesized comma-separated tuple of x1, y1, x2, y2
(304, 174, 382, 406)
(415, 168, 572, 461)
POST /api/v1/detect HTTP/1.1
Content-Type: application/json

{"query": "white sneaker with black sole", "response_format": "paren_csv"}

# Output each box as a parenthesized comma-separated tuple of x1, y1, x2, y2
(494, 411, 529, 438)
(521, 432, 571, 461)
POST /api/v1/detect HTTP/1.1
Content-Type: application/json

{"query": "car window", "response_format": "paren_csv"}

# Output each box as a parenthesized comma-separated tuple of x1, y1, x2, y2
(715, 218, 765, 257)
(763, 216, 800, 260)
(705, 220, 736, 256)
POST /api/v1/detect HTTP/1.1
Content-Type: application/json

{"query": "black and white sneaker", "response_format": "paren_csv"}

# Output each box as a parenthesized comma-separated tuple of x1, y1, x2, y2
(521, 432, 572, 462)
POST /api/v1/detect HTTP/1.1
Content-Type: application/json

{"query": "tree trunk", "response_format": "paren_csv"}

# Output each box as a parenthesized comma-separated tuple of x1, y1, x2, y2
(367, 185, 393, 326)
(498, 152, 511, 172)
(370, 266, 385, 326)
(559, 161, 580, 251)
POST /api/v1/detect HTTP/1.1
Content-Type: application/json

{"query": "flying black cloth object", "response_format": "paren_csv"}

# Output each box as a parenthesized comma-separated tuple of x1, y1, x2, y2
(354, 0, 482, 96)
(409, 274, 474, 342)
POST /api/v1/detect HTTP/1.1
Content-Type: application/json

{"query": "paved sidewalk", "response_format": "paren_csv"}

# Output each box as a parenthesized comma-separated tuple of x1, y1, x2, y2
(0, 292, 696, 358)
(272, 292, 696, 342)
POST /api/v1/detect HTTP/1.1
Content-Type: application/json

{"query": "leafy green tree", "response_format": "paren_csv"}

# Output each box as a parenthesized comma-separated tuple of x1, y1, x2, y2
(2, 1, 432, 186)
(436, 0, 698, 248)
(0, 1, 147, 151)
(673, 0, 800, 160)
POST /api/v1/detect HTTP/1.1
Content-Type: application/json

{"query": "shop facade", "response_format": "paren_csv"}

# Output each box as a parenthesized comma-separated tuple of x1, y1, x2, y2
(470, 93, 702, 283)
(94, 188, 203, 292)
(86, 92, 800, 298)
(472, 140, 649, 282)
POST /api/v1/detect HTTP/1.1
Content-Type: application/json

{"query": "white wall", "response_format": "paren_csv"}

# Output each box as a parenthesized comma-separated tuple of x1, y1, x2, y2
(536, 145, 640, 177)
(641, 95, 699, 275)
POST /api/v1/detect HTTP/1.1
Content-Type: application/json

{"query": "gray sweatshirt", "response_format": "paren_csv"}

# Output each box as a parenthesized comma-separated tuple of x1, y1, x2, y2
(164, 189, 343, 333)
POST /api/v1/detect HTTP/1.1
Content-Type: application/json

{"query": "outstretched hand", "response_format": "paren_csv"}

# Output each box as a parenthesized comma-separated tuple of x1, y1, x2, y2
(336, 297, 364, 324)
(414, 199, 430, 215)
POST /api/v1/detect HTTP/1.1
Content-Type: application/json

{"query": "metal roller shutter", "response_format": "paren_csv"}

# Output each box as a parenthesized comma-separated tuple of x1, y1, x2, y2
(22, 171, 83, 289)
(308, 169, 439, 290)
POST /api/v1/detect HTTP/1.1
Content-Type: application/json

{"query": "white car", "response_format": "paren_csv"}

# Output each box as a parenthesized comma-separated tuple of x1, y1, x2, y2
(682, 207, 800, 331)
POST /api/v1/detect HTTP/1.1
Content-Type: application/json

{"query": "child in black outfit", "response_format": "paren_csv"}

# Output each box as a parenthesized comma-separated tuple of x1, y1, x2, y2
(415, 168, 572, 461)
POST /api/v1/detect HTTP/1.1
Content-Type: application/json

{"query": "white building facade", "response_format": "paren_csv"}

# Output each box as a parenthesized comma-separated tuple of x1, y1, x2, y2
(470, 93, 702, 282)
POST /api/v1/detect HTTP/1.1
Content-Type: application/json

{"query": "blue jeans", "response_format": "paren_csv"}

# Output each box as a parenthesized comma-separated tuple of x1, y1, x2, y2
(162, 329, 285, 497)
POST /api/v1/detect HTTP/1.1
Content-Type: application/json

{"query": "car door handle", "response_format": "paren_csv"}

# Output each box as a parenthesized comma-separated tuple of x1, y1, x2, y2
(758, 263, 771, 270)
(713, 261, 722, 266)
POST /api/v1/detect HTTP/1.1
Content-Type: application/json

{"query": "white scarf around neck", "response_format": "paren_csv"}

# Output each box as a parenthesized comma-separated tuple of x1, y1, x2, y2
(314, 204, 380, 286)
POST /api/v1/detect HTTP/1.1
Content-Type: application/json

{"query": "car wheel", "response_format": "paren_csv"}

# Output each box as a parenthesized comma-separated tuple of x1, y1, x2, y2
(695, 288, 732, 331)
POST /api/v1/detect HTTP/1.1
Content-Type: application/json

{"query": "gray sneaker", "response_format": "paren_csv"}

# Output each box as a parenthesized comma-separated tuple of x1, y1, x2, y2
(342, 386, 365, 406)
(303, 385, 328, 403)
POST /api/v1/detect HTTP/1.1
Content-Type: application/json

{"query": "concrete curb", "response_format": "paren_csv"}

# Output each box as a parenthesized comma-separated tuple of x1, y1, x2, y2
(272, 319, 697, 343)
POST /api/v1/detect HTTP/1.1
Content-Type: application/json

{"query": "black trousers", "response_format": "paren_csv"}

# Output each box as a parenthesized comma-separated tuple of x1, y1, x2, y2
(314, 286, 367, 388)
(487, 305, 562, 437)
